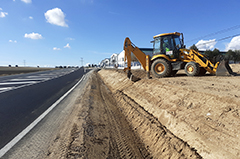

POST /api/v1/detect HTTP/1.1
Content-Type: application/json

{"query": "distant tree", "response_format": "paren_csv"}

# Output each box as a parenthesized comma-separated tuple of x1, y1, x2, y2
(226, 50, 235, 61)
(190, 44, 199, 51)
(204, 50, 213, 60)
(235, 50, 240, 63)
(226, 50, 240, 63)
(204, 49, 221, 63)
(212, 48, 220, 56)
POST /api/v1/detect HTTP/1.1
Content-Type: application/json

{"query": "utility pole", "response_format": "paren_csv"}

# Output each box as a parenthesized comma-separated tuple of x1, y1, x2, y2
(23, 60, 26, 67)
(80, 57, 83, 67)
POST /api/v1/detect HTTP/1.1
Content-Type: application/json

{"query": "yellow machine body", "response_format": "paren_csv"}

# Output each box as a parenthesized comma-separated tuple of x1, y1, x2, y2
(123, 32, 234, 79)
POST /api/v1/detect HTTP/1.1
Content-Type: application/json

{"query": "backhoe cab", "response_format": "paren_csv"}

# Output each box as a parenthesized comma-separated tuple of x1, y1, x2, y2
(124, 32, 234, 79)
(152, 32, 184, 59)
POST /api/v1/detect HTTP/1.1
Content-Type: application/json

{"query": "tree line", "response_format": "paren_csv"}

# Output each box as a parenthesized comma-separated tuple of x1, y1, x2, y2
(190, 44, 240, 63)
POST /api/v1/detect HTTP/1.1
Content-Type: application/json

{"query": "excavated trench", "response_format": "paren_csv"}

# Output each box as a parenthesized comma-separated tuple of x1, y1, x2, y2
(6, 65, 240, 158)
(98, 67, 240, 159)
(46, 65, 240, 158)
(74, 70, 202, 158)
(113, 90, 201, 158)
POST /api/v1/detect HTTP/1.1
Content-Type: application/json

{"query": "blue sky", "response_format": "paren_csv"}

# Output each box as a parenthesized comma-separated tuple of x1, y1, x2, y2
(1, 0, 240, 67)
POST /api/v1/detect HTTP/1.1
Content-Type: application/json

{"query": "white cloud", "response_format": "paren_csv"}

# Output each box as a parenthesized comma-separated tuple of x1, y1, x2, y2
(53, 47, 61, 51)
(225, 36, 240, 51)
(0, 8, 8, 18)
(64, 43, 71, 48)
(9, 40, 17, 43)
(44, 8, 68, 27)
(24, 32, 43, 40)
(0, 12, 8, 18)
(21, 0, 32, 4)
(195, 39, 217, 50)
(29, 16, 33, 19)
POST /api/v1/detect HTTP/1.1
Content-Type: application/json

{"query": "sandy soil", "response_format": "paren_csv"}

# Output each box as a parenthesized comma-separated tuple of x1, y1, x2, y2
(27, 64, 239, 159)
(45, 70, 152, 159)
(43, 69, 202, 159)
(98, 64, 240, 159)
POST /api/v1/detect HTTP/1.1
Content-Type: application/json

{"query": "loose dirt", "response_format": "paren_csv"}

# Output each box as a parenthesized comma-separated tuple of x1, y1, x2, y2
(23, 64, 239, 159)
(98, 64, 240, 159)
(44, 69, 202, 159)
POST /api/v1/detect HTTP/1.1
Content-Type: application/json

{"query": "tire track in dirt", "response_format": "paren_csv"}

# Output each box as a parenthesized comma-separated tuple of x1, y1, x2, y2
(98, 67, 240, 159)
(67, 70, 151, 159)
(113, 90, 202, 159)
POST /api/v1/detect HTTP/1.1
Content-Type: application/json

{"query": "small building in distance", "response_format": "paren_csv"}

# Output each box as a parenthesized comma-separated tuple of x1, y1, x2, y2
(100, 48, 153, 69)
(100, 58, 110, 68)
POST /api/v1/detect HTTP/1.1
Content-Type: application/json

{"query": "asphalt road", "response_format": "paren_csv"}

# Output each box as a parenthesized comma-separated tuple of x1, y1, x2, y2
(0, 67, 88, 149)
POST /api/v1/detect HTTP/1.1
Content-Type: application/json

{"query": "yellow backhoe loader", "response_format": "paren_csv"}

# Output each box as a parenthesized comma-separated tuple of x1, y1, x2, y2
(123, 32, 234, 80)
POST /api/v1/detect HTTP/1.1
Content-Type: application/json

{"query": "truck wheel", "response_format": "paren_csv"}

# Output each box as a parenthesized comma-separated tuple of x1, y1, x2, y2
(151, 59, 172, 78)
(185, 62, 200, 76)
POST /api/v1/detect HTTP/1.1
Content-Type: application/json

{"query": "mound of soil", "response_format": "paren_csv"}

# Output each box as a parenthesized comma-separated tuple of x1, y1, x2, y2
(98, 64, 240, 159)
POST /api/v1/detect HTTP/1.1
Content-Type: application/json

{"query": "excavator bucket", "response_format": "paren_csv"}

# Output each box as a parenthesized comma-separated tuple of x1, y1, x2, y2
(127, 70, 141, 82)
(216, 59, 234, 76)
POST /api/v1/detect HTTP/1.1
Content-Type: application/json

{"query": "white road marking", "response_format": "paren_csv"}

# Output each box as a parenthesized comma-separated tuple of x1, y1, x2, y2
(0, 74, 86, 158)
(0, 69, 78, 94)
(9, 78, 48, 81)
(0, 87, 13, 91)
(0, 82, 37, 85)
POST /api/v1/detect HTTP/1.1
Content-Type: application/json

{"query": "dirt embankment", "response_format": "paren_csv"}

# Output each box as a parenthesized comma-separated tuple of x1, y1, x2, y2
(98, 64, 240, 159)
(46, 71, 151, 159)
(46, 70, 201, 159)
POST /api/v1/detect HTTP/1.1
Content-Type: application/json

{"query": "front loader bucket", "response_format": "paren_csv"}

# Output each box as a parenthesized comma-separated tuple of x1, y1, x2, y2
(216, 60, 234, 76)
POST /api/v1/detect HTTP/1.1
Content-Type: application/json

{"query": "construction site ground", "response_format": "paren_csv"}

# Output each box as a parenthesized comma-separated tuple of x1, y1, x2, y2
(4, 64, 240, 159)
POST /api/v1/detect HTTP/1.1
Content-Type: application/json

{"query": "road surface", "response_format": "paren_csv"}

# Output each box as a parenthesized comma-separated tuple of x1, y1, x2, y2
(0, 67, 87, 150)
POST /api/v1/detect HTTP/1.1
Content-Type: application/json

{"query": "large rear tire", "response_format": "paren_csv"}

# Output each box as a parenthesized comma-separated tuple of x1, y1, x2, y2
(185, 62, 200, 76)
(151, 59, 172, 78)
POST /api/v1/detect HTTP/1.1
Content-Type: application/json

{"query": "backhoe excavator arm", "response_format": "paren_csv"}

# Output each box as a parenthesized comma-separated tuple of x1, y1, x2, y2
(124, 37, 150, 77)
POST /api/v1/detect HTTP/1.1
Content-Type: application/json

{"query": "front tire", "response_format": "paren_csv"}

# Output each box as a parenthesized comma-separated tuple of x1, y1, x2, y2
(151, 59, 172, 78)
(185, 62, 200, 76)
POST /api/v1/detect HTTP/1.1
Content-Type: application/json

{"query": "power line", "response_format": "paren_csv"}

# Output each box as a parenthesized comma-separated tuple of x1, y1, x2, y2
(195, 33, 240, 47)
(186, 25, 240, 43)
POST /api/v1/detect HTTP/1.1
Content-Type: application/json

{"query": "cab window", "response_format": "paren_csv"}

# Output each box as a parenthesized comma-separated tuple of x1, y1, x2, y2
(153, 38, 160, 54)
(173, 35, 181, 49)
(162, 36, 174, 52)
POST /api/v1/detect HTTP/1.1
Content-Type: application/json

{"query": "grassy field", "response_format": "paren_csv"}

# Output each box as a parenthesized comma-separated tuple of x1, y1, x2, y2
(0, 67, 58, 76)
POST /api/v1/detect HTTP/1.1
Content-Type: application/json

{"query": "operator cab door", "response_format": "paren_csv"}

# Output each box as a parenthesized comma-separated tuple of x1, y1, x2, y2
(153, 35, 180, 59)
